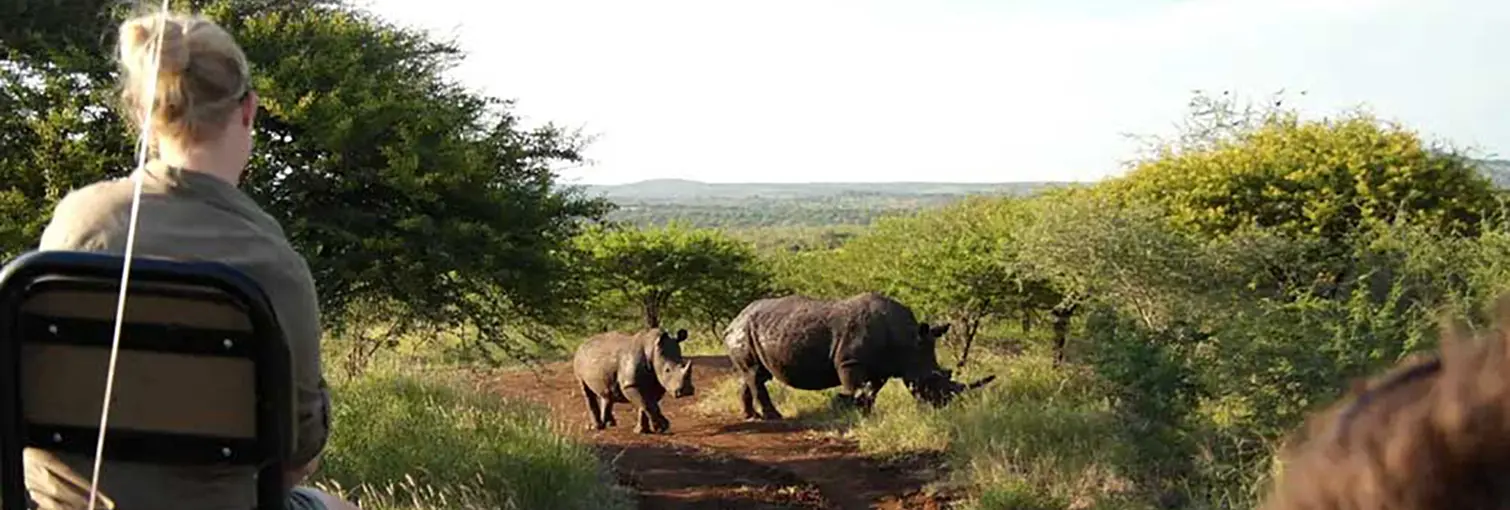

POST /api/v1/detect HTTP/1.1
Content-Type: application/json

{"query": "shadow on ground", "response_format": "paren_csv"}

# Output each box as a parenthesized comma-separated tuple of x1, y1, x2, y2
(489, 354, 960, 510)
(596, 442, 829, 509)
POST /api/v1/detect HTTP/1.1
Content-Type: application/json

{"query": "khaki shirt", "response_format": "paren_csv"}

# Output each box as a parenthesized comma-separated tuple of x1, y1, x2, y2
(23, 162, 329, 509)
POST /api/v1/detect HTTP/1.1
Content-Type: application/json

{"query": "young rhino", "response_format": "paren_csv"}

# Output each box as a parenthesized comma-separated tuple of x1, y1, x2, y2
(572, 327, 695, 434)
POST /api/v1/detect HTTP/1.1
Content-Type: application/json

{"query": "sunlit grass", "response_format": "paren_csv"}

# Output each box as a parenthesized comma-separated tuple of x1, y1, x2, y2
(312, 366, 634, 510)
(692, 347, 1139, 509)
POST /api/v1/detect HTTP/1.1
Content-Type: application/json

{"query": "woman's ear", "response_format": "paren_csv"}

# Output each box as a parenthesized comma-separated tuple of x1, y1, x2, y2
(240, 90, 258, 128)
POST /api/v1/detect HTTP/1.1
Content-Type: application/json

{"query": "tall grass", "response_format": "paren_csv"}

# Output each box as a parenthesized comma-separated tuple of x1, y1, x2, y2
(691, 347, 1136, 509)
(311, 365, 633, 510)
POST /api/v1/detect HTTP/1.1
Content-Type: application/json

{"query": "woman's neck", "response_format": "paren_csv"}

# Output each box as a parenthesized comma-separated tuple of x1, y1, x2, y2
(155, 139, 246, 185)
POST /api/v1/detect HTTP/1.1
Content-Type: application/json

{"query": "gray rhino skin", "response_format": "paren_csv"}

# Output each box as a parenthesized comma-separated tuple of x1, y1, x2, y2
(573, 327, 695, 434)
(723, 292, 995, 420)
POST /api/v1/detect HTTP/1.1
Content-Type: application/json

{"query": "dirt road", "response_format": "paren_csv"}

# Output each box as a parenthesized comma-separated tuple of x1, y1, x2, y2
(487, 355, 958, 510)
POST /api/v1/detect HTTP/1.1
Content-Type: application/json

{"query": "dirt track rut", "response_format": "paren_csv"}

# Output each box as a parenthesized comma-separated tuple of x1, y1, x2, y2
(486, 355, 956, 510)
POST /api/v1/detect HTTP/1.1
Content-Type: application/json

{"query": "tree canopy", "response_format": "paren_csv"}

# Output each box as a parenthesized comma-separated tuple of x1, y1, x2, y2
(2, 0, 612, 361)
(573, 222, 771, 333)
(1107, 93, 1497, 242)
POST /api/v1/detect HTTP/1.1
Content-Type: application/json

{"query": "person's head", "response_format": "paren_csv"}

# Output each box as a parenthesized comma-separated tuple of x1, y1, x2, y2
(1261, 297, 1510, 510)
(116, 11, 256, 183)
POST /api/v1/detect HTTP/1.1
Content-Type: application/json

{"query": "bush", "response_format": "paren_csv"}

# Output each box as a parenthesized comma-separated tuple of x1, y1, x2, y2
(925, 352, 1133, 510)
(312, 368, 632, 510)
(1109, 101, 1496, 243)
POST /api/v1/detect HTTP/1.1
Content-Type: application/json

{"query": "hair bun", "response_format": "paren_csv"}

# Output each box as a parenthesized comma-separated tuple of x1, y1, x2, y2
(115, 11, 250, 145)
(120, 16, 190, 75)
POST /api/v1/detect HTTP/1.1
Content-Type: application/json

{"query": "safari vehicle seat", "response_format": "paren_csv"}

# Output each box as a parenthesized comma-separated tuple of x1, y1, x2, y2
(0, 250, 295, 510)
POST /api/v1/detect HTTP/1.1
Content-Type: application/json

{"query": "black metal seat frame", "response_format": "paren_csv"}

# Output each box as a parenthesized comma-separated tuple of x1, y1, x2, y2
(0, 250, 293, 510)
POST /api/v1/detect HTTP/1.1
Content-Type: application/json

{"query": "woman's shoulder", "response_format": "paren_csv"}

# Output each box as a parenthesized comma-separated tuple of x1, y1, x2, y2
(39, 178, 139, 247)
(56, 177, 139, 213)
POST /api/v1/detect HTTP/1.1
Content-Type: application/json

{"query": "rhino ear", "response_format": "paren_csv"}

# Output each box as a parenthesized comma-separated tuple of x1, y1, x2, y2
(931, 324, 951, 337)
(675, 329, 688, 342)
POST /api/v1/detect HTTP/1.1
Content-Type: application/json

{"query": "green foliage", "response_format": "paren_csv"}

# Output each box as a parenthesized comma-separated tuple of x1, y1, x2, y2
(726, 225, 866, 255)
(1082, 307, 1207, 501)
(315, 367, 631, 510)
(746, 92, 1510, 509)
(794, 197, 1056, 363)
(573, 222, 772, 331)
(2, 0, 612, 364)
(1017, 187, 1237, 329)
(1110, 92, 1496, 242)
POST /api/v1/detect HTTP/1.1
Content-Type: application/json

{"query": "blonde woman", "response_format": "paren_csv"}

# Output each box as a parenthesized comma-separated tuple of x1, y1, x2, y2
(27, 10, 359, 510)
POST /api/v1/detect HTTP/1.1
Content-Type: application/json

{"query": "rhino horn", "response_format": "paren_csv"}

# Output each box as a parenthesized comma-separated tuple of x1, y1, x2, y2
(963, 375, 996, 390)
(939, 374, 995, 401)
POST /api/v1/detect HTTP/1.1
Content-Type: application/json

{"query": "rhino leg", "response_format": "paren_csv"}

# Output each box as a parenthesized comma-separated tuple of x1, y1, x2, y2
(742, 379, 783, 421)
(635, 408, 652, 434)
(636, 405, 671, 434)
(740, 381, 758, 420)
(744, 370, 783, 421)
(836, 363, 883, 415)
(580, 381, 606, 431)
(624, 386, 670, 434)
(649, 404, 672, 433)
(600, 398, 617, 427)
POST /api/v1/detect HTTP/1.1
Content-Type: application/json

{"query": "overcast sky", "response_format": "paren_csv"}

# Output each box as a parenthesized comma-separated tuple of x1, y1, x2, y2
(358, 0, 1506, 185)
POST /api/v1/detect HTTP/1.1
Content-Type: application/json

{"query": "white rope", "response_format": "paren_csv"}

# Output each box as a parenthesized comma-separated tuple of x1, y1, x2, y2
(85, 0, 171, 507)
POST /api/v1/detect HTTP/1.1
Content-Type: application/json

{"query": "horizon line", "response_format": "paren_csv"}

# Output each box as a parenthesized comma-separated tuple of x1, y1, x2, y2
(563, 177, 1103, 187)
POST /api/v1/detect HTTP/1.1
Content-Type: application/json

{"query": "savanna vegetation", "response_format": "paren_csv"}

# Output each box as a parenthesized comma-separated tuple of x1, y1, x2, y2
(6, 1, 623, 508)
(585, 180, 1062, 228)
(8, 1, 1510, 509)
(714, 95, 1510, 509)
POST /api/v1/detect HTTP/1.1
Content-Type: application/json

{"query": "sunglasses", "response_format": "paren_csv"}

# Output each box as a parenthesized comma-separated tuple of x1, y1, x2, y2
(1330, 356, 1442, 441)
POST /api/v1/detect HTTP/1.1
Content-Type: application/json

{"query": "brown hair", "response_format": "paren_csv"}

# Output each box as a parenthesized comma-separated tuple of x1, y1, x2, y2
(1261, 297, 1510, 510)
(116, 10, 250, 146)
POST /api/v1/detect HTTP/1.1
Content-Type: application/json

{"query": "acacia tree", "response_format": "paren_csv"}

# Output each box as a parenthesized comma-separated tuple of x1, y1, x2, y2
(574, 222, 772, 332)
(821, 197, 1057, 367)
(1016, 186, 1239, 362)
(1, 0, 612, 364)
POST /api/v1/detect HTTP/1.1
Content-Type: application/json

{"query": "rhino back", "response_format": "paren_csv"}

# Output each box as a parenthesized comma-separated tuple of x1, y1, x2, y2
(844, 293, 923, 348)
(574, 332, 647, 393)
(840, 293, 926, 375)
(753, 293, 924, 383)
(766, 298, 843, 387)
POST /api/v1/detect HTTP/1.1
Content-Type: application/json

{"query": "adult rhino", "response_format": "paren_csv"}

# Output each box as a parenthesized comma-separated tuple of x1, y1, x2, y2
(722, 292, 996, 419)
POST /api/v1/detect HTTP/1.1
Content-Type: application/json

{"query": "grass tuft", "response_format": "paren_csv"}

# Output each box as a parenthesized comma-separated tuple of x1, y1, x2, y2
(312, 367, 634, 510)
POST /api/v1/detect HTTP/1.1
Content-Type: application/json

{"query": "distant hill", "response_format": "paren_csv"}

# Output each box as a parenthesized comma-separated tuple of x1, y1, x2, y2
(577, 160, 1510, 229)
(1473, 158, 1510, 188)
(582, 179, 1063, 204)
(579, 179, 1069, 228)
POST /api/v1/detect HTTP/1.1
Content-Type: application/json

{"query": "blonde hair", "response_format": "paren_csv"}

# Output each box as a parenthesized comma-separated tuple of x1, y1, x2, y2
(116, 11, 250, 146)
(1260, 297, 1510, 510)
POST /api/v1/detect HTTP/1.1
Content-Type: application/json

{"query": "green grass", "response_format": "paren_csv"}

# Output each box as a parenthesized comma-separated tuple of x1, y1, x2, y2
(693, 348, 1140, 509)
(679, 332, 732, 357)
(933, 353, 1138, 510)
(310, 365, 634, 510)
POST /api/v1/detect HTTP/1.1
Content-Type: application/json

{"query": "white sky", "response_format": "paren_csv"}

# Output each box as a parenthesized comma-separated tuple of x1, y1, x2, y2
(358, 0, 1506, 185)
